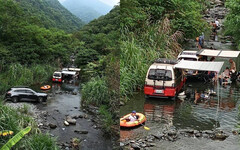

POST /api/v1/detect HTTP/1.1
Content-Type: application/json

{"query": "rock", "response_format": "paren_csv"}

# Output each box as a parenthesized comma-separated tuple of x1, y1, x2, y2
(140, 144, 147, 148)
(120, 142, 124, 147)
(64, 121, 69, 126)
(232, 130, 239, 135)
(187, 129, 194, 134)
(66, 116, 76, 125)
(38, 123, 43, 127)
(74, 130, 88, 134)
(214, 133, 228, 140)
(131, 143, 140, 150)
(72, 92, 77, 95)
(168, 130, 177, 136)
(205, 130, 213, 134)
(152, 133, 164, 139)
(49, 123, 57, 129)
(167, 136, 174, 141)
(84, 114, 88, 119)
(148, 143, 156, 147)
(195, 133, 201, 137)
(78, 115, 84, 118)
(50, 134, 55, 137)
(120, 101, 124, 106)
(130, 140, 135, 143)
(62, 128, 65, 130)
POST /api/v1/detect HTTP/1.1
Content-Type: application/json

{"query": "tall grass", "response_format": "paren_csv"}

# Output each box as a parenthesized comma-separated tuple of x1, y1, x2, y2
(81, 77, 109, 106)
(0, 63, 56, 94)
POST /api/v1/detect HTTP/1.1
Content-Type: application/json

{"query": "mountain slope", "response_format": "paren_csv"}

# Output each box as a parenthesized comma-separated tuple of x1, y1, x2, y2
(62, 0, 112, 23)
(16, 0, 85, 33)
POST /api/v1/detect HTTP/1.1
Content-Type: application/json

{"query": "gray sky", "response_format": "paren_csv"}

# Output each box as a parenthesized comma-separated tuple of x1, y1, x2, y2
(58, 0, 119, 7)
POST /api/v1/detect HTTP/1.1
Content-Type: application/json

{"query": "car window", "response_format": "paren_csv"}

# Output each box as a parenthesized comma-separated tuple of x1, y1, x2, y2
(25, 90, 34, 94)
(148, 69, 172, 80)
(14, 90, 25, 93)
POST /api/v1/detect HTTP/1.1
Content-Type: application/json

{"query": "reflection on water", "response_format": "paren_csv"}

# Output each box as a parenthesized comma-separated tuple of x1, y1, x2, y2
(120, 81, 240, 141)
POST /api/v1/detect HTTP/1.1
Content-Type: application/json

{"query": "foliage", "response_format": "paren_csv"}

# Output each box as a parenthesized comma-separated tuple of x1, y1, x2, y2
(22, 133, 59, 150)
(0, 103, 58, 149)
(121, 0, 209, 38)
(75, 49, 99, 66)
(81, 77, 109, 106)
(0, 63, 55, 94)
(16, 0, 84, 33)
(225, 0, 240, 49)
(0, 0, 84, 66)
(1, 127, 31, 150)
(99, 105, 114, 134)
(73, 6, 120, 57)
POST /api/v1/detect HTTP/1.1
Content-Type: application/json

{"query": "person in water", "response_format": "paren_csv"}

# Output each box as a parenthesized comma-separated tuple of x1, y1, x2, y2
(122, 111, 139, 122)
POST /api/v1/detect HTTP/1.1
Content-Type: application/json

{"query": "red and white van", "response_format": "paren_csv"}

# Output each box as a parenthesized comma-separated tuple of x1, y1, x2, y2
(144, 59, 186, 98)
(52, 71, 62, 82)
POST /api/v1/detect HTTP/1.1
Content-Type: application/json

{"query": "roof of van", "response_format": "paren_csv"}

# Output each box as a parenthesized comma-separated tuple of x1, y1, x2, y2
(149, 63, 175, 70)
(198, 49, 240, 58)
(178, 50, 199, 59)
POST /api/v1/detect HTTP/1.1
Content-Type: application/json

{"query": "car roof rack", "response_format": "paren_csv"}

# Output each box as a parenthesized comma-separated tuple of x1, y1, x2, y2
(13, 86, 29, 88)
(154, 58, 178, 64)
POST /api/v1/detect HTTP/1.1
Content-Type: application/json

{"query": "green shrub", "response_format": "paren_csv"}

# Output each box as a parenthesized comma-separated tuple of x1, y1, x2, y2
(81, 77, 109, 106)
(99, 105, 114, 134)
(22, 133, 59, 150)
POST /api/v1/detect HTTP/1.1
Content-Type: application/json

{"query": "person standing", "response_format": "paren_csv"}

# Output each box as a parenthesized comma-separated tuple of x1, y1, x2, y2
(229, 59, 236, 73)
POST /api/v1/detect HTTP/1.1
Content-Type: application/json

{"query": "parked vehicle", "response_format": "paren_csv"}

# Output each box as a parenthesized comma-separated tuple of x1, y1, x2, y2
(52, 68, 81, 83)
(52, 71, 62, 82)
(5, 87, 48, 103)
(144, 59, 186, 99)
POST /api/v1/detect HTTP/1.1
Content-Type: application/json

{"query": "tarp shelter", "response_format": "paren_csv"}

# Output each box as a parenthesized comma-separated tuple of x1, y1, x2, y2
(61, 70, 77, 75)
(198, 49, 240, 58)
(174, 60, 224, 72)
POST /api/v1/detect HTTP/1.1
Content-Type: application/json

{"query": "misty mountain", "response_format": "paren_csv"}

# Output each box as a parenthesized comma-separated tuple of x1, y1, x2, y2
(62, 0, 112, 23)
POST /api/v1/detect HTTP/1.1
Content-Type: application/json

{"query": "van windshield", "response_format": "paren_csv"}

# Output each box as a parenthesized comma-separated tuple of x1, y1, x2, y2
(148, 69, 172, 80)
(54, 73, 61, 77)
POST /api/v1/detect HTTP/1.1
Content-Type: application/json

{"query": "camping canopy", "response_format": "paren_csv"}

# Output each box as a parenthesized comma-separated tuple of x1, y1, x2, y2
(174, 60, 224, 72)
(198, 49, 240, 58)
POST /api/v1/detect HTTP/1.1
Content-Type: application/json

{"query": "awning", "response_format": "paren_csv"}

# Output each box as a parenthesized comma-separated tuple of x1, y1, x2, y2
(174, 60, 224, 72)
(198, 49, 240, 58)
(61, 70, 77, 75)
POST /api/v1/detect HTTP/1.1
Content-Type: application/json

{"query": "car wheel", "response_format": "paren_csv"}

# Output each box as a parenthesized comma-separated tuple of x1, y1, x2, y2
(38, 97, 43, 103)
(12, 97, 18, 103)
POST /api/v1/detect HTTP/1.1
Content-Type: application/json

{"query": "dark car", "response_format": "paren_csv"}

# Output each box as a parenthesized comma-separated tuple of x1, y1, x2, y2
(5, 87, 48, 103)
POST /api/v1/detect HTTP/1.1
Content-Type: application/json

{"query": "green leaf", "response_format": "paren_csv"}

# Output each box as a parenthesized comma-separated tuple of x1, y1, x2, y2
(1, 126, 31, 150)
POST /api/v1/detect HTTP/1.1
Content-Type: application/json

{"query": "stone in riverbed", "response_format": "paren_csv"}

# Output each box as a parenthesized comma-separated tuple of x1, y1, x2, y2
(120, 142, 124, 147)
(64, 121, 69, 126)
(74, 130, 88, 134)
(49, 123, 57, 129)
(66, 116, 76, 125)
(131, 143, 140, 150)
(152, 133, 164, 139)
(168, 130, 177, 136)
(205, 130, 214, 134)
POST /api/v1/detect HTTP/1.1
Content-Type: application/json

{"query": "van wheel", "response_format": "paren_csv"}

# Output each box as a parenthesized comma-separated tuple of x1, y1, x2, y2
(38, 97, 43, 103)
(12, 97, 18, 103)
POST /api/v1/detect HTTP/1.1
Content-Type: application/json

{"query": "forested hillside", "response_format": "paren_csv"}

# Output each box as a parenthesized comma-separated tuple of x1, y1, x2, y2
(14, 0, 84, 32)
(0, 0, 83, 92)
(120, 0, 210, 100)
(62, 0, 112, 23)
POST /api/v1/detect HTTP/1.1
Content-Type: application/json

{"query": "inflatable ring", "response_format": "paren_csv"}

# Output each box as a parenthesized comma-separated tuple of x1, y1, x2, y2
(120, 112, 146, 127)
(40, 85, 51, 90)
